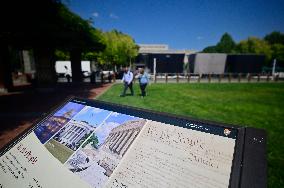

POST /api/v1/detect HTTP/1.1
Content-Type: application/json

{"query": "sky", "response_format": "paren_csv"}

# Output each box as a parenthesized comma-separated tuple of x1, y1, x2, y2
(54, 102, 85, 118)
(94, 112, 139, 144)
(72, 106, 111, 127)
(65, 0, 284, 51)
(104, 112, 138, 124)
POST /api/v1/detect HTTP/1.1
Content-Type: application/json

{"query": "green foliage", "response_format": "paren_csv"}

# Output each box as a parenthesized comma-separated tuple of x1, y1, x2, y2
(55, 49, 70, 60)
(264, 31, 284, 66)
(78, 133, 91, 147)
(1, 1, 136, 67)
(264, 31, 284, 45)
(53, 26, 139, 67)
(271, 43, 284, 66)
(216, 33, 236, 53)
(202, 33, 235, 53)
(202, 45, 218, 53)
(0, 0, 104, 52)
(236, 37, 272, 62)
(55, 3, 104, 51)
(98, 83, 284, 188)
(202, 31, 284, 66)
(81, 29, 138, 67)
(82, 134, 99, 149)
(99, 30, 138, 66)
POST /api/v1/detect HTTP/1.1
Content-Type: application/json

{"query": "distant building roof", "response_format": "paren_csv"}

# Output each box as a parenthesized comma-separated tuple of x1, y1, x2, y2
(138, 44, 195, 54)
(139, 44, 169, 51)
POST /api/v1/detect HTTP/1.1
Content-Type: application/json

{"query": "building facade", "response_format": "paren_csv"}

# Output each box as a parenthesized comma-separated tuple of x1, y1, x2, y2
(225, 54, 265, 73)
(135, 44, 194, 73)
(96, 119, 146, 176)
(136, 45, 266, 74)
(189, 53, 265, 74)
(34, 109, 74, 144)
(56, 119, 95, 150)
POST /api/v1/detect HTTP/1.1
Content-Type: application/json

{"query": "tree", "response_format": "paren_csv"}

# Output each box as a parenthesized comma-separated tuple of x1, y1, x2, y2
(86, 30, 138, 68)
(264, 31, 284, 67)
(106, 30, 138, 66)
(264, 31, 284, 45)
(271, 43, 284, 67)
(82, 134, 99, 149)
(236, 37, 272, 63)
(202, 45, 218, 53)
(55, 49, 70, 60)
(0, 0, 105, 52)
(202, 32, 235, 53)
(216, 33, 236, 53)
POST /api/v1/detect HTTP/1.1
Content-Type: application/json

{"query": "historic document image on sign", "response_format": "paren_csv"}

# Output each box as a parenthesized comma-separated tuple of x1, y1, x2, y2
(106, 120, 236, 188)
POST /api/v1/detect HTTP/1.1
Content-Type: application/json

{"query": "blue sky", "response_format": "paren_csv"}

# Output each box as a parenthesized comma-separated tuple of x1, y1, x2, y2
(72, 106, 111, 127)
(66, 0, 284, 51)
(54, 102, 85, 117)
(94, 112, 139, 144)
(104, 112, 138, 124)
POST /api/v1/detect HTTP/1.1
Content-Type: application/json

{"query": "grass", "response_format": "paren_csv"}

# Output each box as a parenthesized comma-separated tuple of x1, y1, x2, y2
(97, 82, 284, 187)
(45, 139, 74, 163)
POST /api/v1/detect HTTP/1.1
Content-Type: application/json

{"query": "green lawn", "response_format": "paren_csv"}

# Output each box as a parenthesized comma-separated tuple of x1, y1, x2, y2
(45, 139, 74, 163)
(98, 83, 284, 187)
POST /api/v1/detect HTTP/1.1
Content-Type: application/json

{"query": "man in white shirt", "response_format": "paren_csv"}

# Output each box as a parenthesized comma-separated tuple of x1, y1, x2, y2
(120, 67, 134, 97)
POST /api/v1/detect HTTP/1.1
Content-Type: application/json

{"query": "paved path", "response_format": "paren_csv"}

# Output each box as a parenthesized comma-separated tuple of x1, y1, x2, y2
(0, 83, 113, 149)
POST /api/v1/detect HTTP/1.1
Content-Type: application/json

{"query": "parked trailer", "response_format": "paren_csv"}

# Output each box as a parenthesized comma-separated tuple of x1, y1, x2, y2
(55, 61, 91, 77)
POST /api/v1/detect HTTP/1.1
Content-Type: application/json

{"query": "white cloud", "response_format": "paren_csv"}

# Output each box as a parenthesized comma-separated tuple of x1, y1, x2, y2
(92, 12, 99, 17)
(197, 36, 204, 40)
(110, 112, 119, 117)
(74, 107, 104, 119)
(76, 106, 91, 116)
(95, 121, 120, 144)
(92, 108, 104, 114)
(96, 122, 119, 134)
(109, 13, 119, 19)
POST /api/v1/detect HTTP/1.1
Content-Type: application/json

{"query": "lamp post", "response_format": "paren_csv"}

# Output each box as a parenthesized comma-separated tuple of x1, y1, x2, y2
(272, 59, 276, 79)
(153, 58, 156, 82)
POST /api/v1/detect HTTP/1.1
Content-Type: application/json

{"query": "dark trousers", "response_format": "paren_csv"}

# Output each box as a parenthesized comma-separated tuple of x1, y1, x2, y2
(121, 82, 134, 96)
(140, 83, 147, 96)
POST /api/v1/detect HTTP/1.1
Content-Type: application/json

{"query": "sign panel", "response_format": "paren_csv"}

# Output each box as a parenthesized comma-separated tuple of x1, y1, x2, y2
(0, 97, 266, 188)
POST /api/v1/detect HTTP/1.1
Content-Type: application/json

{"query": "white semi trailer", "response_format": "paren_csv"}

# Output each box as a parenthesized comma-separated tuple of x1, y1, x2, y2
(55, 61, 91, 77)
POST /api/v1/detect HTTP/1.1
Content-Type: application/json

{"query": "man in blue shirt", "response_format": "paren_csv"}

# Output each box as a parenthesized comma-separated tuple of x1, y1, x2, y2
(120, 67, 134, 97)
(138, 68, 149, 97)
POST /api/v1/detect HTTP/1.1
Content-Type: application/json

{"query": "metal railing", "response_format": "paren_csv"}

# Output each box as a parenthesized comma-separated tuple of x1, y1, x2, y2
(142, 73, 283, 83)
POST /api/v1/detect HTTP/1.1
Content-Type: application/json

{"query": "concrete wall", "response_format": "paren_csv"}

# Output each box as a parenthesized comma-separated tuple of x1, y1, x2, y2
(191, 53, 227, 74)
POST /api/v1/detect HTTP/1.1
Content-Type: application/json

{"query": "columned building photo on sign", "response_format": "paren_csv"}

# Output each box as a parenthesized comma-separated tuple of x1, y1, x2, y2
(34, 114, 70, 143)
(97, 119, 146, 176)
(65, 119, 147, 188)
(34, 109, 75, 144)
(102, 119, 146, 158)
(55, 119, 95, 150)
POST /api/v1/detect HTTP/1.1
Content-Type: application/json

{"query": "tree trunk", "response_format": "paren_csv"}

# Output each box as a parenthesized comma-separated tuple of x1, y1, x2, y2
(34, 47, 57, 87)
(70, 49, 82, 82)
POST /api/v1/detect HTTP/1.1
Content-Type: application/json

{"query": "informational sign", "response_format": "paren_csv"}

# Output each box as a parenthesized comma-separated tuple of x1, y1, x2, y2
(0, 98, 266, 188)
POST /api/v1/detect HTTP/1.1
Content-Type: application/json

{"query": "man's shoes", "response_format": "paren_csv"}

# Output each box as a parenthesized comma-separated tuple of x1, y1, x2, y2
(120, 94, 125, 97)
